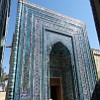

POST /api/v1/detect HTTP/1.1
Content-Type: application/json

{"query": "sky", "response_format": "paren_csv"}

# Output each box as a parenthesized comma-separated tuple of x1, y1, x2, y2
(3, 0, 100, 74)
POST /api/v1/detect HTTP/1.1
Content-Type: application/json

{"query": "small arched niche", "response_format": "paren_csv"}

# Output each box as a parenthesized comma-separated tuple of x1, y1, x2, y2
(49, 42, 75, 100)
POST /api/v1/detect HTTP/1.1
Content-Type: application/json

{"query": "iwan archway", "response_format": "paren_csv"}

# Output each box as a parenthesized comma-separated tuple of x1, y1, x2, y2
(6, 1, 97, 100)
(49, 42, 74, 100)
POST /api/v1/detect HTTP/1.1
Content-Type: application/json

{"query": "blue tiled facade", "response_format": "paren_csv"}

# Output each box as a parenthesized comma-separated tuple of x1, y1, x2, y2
(7, 0, 97, 100)
(0, 0, 11, 77)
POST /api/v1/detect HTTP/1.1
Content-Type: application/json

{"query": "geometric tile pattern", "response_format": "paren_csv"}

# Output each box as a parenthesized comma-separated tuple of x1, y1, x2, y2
(7, 0, 97, 100)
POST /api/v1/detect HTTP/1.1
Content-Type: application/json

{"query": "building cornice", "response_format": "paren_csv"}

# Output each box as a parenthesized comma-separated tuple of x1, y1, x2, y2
(18, 0, 85, 28)
(18, 0, 24, 2)
(92, 48, 100, 56)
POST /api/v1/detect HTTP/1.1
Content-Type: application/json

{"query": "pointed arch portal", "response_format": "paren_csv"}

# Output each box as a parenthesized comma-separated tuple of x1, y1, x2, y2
(7, 1, 97, 100)
(49, 42, 74, 100)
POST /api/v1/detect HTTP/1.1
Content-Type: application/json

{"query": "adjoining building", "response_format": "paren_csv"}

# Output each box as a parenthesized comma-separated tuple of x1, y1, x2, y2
(92, 49, 100, 79)
(0, 0, 11, 77)
(6, 0, 97, 100)
(91, 49, 100, 100)
(90, 0, 100, 44)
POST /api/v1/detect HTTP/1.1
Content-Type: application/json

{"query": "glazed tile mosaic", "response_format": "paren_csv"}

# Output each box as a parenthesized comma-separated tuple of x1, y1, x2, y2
(7, 0, 97, 100)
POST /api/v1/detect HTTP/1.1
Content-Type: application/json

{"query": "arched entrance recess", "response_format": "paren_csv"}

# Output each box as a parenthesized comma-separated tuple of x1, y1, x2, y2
(49, 42, 75, 100)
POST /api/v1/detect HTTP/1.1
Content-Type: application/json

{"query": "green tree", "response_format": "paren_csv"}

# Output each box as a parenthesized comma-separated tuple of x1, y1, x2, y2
(0, 67, 8, 91)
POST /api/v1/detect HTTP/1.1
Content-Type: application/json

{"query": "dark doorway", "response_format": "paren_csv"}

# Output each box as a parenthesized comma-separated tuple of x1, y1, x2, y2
(49, 42, 74, 100)
(50, 78, 62, 100)
(51, 86, 57, 100)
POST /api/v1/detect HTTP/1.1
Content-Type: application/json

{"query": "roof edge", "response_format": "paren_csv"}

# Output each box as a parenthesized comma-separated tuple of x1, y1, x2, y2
(18, 0, 85, 27)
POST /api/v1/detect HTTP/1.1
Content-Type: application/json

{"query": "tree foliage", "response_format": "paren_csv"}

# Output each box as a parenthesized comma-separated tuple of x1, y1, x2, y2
(0, 67, 8, 91)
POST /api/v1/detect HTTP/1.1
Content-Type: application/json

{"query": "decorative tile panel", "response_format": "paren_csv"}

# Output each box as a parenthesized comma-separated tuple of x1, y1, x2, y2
(7, 1, 97, 100)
